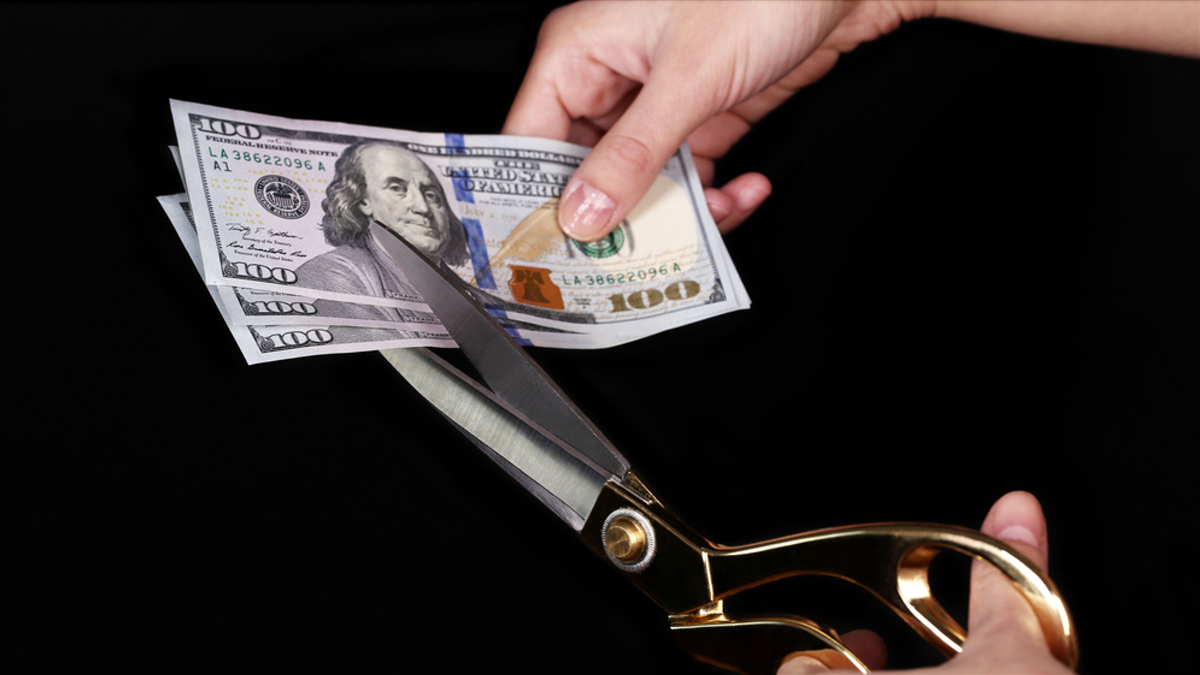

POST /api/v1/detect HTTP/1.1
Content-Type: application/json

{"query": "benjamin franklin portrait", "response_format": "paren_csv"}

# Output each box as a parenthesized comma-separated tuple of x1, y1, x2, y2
(295, 141, 471, 321)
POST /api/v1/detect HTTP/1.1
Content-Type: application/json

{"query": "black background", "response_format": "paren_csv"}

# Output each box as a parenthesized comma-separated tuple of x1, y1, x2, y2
(6, 3, 1197, 673)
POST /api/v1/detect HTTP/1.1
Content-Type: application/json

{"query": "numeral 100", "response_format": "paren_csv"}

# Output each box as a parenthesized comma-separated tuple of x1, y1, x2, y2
(226, 262, 297, 284)
(260, 329, 333, 351)
(246, 301, 316, 316)
(197, 117, 262, 139)
(608, 279, 701, 312)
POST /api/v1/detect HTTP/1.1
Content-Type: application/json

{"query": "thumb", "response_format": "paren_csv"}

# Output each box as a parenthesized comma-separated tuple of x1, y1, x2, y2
(557, 76, 711, 242)
(960, 491, 1069, 671)
(978, 490, 1049, 571)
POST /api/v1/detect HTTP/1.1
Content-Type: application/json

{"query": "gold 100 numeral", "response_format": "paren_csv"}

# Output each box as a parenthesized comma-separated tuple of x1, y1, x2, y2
(608, 280, 701, 312)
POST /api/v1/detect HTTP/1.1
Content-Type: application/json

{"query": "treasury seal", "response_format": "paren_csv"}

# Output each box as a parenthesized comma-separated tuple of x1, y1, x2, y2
(572, 223, 626, 259)
(254, 175, 309, 219)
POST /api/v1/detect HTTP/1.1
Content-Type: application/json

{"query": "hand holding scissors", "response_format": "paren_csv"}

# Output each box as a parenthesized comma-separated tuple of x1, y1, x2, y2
(779, 490, 1071, 674)
(372, 221, 1078, 674)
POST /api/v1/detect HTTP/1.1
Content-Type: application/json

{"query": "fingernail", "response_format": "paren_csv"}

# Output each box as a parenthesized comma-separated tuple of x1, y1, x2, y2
(734, 184, 771, 213)
(706, 196, 730, 222)
(559, 181, 615, 240)
(997, 524, 1040, 549)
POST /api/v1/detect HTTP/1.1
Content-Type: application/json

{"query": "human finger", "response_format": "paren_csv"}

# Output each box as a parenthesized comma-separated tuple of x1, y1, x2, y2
(705, 173, 773, 234)
(556, 68, 715, 242)
(970, 490, 1050, 643)
(969, 491, 1051, 644)
(501, 53, 575, 141)
(777, 654, 832, 675)
(957, 491, 1071, 673)
(775, 629, 886, 675)
(501, 5, 643, 142)
(979, 490, 1048, 570)
(841, 629, 887, 670)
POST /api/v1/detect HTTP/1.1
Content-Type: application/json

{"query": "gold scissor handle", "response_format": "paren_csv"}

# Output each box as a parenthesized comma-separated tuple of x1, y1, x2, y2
(704, 523, 1079, 671)
(670, 606, 869, 674)
(582, 479, 1077, 675)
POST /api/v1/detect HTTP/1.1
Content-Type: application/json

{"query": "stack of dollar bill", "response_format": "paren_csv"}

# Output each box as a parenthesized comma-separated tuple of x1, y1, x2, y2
(161, 100, 750, 364)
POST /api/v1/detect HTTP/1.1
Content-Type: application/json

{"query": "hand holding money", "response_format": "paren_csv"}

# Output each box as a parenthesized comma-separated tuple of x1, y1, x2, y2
(502, 1, 860, 240)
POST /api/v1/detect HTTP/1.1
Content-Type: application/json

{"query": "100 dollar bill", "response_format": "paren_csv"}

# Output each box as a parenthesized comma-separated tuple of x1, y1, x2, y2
(157, 193, 455, 364)
(159, 192, 654, 364)
(171, 100, 749, 339)
(165, 153, 675, 356)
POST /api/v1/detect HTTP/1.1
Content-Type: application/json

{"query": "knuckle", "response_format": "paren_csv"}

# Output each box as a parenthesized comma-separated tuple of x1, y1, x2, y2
(601, 134, 656, 176)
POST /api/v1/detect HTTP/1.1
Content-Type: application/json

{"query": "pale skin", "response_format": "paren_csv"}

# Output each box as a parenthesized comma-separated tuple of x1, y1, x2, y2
(502, 1, 1198, 670)
(779, 490, 1070, 674)
(503, 0, 1200, 241)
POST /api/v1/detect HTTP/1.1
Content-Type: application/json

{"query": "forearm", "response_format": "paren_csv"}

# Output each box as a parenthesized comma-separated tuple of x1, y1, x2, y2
(933, 0, 1200, 58)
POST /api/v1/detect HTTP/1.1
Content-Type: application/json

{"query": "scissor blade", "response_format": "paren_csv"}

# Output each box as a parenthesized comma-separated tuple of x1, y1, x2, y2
(371, 220, 630, 479)
(380, 347, 607, 530)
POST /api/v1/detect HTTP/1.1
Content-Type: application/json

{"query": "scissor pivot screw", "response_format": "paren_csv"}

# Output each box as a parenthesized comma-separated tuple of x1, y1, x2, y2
(602, 508, 656, 572)
(606, 516, 646, 561)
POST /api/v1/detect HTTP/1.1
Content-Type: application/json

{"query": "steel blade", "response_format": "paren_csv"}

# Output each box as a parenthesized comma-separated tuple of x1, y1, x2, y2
(381, 347, 608, 530)
(371, 220, 630, 479)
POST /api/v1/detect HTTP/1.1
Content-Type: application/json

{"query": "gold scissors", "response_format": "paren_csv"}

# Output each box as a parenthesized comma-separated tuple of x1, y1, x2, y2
(371, 221, 1078, 674)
